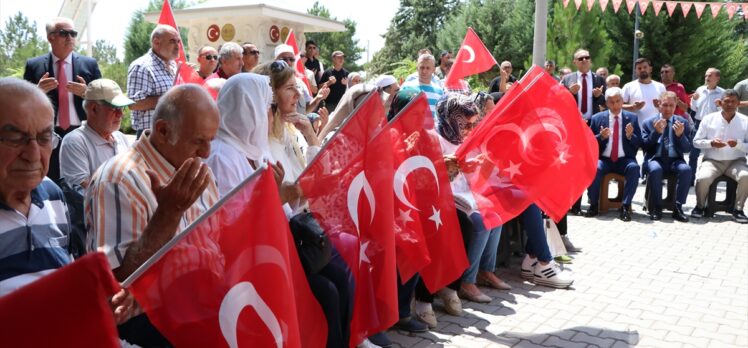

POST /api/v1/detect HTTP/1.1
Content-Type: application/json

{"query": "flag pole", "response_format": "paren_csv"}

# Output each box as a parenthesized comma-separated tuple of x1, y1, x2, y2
(532, 0, 549, 66)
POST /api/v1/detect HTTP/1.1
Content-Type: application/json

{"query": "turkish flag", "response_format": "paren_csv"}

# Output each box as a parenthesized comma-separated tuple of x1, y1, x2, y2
(456, 66, 598, 224)
(158, 0, 186, 64)
(444, 27, 497, 90)
(386, 93, 469, 292)
(127, 168, 327, 348)
(174, 63, 218, 100)
(299, 91, 398, 347)
(285, 29, 313, 93)
(0, 253, 120, 347)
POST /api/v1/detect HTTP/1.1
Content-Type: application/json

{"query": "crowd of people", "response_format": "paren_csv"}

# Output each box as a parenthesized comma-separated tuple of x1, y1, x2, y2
(1, 16, 747, 348)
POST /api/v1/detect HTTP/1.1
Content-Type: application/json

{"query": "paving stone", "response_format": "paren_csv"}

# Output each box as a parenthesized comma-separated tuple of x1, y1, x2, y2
(569, 332, 616, 348)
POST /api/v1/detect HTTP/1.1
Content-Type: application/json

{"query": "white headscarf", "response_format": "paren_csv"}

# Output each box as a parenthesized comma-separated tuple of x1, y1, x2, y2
(216, 73, 273, 162)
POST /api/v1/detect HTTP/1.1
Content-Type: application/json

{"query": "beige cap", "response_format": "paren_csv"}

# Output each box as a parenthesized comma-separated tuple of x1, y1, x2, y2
(331, 51, 345, 57)
(84, 79, 135, 107)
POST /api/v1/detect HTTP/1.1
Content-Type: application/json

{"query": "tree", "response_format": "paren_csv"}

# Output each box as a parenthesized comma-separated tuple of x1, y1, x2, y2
(0, 12, 47, 77)
(92, 40, 119, 65)
(124, 0, 190, 65)
(305, 1, 365, 72)
(368, 0, 461, 75)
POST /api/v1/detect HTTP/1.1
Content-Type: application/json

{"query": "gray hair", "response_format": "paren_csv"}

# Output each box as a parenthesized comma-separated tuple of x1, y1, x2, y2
(659, 91, 678, 102)
(152, 85, 207, 144)
(606, 74, 620, 84)
(150, 24, 177, 43)
(45, 17, 74, 34)
(219, 42, 243, 63)
(417, 54, 436, 66)
(604, 87, 623, 100)
(0, 78, 53, 120)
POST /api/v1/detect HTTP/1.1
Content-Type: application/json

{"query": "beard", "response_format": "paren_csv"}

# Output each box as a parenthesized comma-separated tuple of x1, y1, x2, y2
(637, 71, 650, 80)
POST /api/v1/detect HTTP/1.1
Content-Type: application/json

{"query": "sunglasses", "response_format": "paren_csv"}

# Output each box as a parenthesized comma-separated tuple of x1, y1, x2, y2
(278, 57, 296, 63)
(271, 60, 290, 73)
(243, 50, 260, 56)
(576, 56, 591, 61)
(52, 29, 78, 38)
(202, 54, 218, 61)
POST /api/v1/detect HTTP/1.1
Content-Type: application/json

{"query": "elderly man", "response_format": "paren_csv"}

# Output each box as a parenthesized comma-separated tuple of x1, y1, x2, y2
(23, 17, 101, 181)
(586, 87, 642, 221)
(562, 49, 606, 123)
(208, 42, 243, 80)
(689, 68, 725, 186)
(641, 91, 692, 222)
(241, 42, 261, 72)
(606, 74, 621, 88)
(86, 85, 218, 345)
(401, 54, 444, 119)
(320, 51, 350, 111)
(622, 58, 666, 130)
(596, 67, 609, 80)
(196, 45, 218, 79)
(127, 24, 180, 138)
(690, 90, 748, 223)
(59, 79, 133, 188)
(735, 77, 748, 115)
(488, 60, 517, 93)
(545, 60, 559, 81)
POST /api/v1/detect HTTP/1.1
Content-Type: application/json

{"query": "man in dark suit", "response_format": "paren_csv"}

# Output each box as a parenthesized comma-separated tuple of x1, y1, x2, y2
(23, 17, 101, 182)
(562, 48, 606, 216)
(585, 87, 641, 221)
(641, 91, 692, 222)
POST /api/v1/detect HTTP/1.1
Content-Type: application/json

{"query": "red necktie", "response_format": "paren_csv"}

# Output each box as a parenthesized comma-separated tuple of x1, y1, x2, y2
(611, 115, 620, 162)
(581, 73, 588, 114)
(57, 60, 70, 130)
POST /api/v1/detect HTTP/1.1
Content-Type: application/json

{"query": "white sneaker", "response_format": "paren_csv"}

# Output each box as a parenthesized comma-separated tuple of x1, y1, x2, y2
(358, 339, 382, 348)
(533, 261, 574, 289)
(562, 235, 582, 252)
(521, 254, 537, 280)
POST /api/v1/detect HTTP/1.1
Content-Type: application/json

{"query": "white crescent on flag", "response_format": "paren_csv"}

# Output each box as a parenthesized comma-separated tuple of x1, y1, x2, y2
(461, 45, 475, 63)
(219, 281, 283, 348)
(393, 155, 440, 211)
(347, 171, 376, 236)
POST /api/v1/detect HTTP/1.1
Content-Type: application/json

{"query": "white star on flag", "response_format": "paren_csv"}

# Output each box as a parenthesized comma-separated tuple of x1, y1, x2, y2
(504, 160, 522, 179)
(359, 240, 370, 265)
(396, 208, 415, 226)
(428, 205, 442, 230)
(553, 143, 572, 168)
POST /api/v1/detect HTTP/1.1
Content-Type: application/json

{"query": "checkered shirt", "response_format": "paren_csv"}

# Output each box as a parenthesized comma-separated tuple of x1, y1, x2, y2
(126, 49, 176, 131)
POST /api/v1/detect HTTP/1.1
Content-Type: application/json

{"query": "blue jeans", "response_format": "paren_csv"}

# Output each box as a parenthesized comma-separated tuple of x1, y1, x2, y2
(462, 213, 502, 284)
(522, 204, 552, 262)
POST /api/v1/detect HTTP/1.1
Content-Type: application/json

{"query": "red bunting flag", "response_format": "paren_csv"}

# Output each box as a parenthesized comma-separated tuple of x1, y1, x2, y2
(612, 0, 624, 13)
(586, 0, 595, 12)
(693, 2, 707, 19)
(625, 0, 637, 14)
(444, 28, 497, 90)
(574, 0, 583, 11)
(709, 3, 722, 18)
(681, 1, 693, 17)
(386, 93, 469, 292)
(666, 0, 679, 16)
(563, 0, 570, 8)
(726, 3, 738, 19)
(127, 168, 327, 348)
(284, 29, 313, 94)
(0, 253, 120, 347)
(652, 1, 665, 16)
(599, 0, 610, 12)
(299, 91, 398, 347)
(637, 0, 649, 14)
(456, 66, 598, 223)
(158, 0, 186, 64)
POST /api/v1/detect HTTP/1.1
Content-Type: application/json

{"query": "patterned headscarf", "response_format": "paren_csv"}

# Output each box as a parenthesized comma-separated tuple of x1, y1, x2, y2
(436, 92, 480, 145)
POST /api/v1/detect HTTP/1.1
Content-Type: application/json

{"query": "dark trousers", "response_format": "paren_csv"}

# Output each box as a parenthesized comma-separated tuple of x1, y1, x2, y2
(118, 313, 172, 348)
(646, 157, 692, 210)
(522, 204, 552, 262)
(51, 126, 79, 182)
(397, 273, 419, 319)
(687, 119, 701, 185)
(308, 261, 352, 348)
(588, 157, 641, 206)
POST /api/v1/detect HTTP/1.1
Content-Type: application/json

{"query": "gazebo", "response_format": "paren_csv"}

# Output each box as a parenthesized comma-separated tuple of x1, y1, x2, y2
(144, 0, 346, 63)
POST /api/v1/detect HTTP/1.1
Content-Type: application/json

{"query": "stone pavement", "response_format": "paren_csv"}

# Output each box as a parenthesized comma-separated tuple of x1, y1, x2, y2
(387, 180, 748, 347)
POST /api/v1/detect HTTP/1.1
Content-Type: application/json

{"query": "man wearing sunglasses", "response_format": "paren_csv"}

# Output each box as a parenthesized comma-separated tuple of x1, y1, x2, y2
(23, 17, 102, 182)
(241, 42, 261, 72)
(561, 49, 607, 123)
(196, 45, 218, 79)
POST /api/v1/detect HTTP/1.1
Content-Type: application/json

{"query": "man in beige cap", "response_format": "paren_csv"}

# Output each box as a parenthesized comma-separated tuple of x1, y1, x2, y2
(59, 78, 134, 187)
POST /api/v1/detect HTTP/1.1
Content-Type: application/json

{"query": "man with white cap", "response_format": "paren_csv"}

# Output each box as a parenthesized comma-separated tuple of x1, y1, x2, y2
(59, 78, 134, 187)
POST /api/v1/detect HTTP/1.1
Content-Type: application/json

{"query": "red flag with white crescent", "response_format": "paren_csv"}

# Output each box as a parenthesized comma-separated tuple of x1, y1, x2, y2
(299, 91, 398, 347)
(158, 0, 186, 64)
(284, 29, 313, 93)
(386, 93, 468, 292)
(128, 168, 327, 348)
(443, 27, 497, 90)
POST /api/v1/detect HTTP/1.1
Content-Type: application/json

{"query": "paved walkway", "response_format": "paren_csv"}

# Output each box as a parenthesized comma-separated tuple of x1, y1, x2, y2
(388, 180, 748, 347)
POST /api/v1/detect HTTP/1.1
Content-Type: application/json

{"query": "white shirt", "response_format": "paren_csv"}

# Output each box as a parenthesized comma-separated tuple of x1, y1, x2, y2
(693, 111, 748, 161)
(622, 80, 666, 129)
(59, 122, 130, 186)
(51, 53, 80, 127)
(575, 71, 594, 120)
(602, 113, 626, 159)
(691, 86, 724, 121)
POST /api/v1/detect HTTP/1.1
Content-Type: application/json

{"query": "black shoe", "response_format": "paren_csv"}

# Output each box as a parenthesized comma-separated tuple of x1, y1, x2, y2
(570, 207, 583, 216)
(619, 205, 632, 222)
(690, 206, 704, 219)
(368, 332, 393, 347)
(672, 206, 689, 223)
(649, 210, 662, 221)
(733, 210, 748, 224)
(393, 317, 428, 333)
(584, 205, 599, 217)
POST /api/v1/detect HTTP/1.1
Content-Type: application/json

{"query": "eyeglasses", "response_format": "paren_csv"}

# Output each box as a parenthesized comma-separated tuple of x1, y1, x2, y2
(0, 131, 61, 149)
(243, 50, 260, 56)
(271, 60, 290, 73)
(576, 56, 591, 61)
(299, 54, 306, 59)
(278, 57, 296, 64)
(201, 54, 218, 61)
(52, 29, 78, 38)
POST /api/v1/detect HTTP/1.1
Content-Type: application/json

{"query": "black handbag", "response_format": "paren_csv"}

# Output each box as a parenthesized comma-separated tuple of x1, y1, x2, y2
(288, 212, 332, 275)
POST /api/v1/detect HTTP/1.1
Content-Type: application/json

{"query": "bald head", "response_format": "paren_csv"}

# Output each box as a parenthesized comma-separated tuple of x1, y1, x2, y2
(151, 85, 219, 167)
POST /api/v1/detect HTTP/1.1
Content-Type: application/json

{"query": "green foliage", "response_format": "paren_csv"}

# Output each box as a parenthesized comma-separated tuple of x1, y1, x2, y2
(0, 12, 47, 76)
(368, 0, 461, 75)
(391, 58, 417, 82)
(92, 40, 119, 65)
(305, 1, 365, 72)
(547, 1, 613, 74)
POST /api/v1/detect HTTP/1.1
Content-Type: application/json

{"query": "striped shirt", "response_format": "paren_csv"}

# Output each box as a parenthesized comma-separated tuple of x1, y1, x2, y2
(126, 50, 176, 131)
(401, 80, 444, 121)
(59, 121, 131, 187)
(85, 133, 218, 269)
(0, 179, 72, 296)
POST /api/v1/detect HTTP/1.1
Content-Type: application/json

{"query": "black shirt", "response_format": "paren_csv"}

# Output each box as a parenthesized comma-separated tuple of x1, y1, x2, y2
(320, 67, 349, 106)
(488, 74, 517, 93)
(305, 57, 324, 85)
